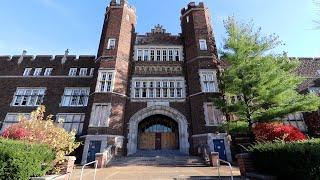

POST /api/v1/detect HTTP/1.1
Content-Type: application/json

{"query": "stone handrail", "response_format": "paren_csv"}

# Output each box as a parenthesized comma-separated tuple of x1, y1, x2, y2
(95, 145, 116, 168)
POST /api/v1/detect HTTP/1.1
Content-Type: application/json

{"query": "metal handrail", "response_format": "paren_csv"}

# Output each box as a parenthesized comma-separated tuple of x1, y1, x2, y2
(79, 160, 98, 180)
(104, 145, 115, 166)
(217, 159, 233, 180)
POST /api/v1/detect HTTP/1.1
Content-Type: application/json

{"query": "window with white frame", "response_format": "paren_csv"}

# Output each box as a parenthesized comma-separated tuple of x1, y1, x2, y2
(89, 104, 112, 127)
(132, 78, 185, 99)
(69, 68, 77, 76)
(186, 16, 190, 23)
(61, 88, 89, 107)
(150, 49, 155, 61)
(199, 39, 208, 50)
(143, 49, 149, 61)
(135, 47, 183, 61)
(162, 49, 167, 61)
(96, 70, 115, 92)
(56, 113, 85, 135)
(286, 113, 304, 121)
(23, 68, 32, 76)
(156, 50, 161, 61)
(137, 49, 143, 61)
(203, 103, 225, 126)
(175, 49, 180, 61)
(89, 68, 95, 76)
(79, 68, 88, 76)
(309, 87, 320, 95)
(1, 113, 30, 131)
(199, 70, 218, 92)
(12, 88, 46, 107)
(44, 68, 53, 76)
(33, 68, 42, 76)
(107, 38, 116, 49)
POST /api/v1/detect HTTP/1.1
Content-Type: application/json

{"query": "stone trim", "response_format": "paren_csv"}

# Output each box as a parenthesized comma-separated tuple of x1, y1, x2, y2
(192, 133, 232, 162)
(81, 135, 124, 165)
(127, 105, 190, 155)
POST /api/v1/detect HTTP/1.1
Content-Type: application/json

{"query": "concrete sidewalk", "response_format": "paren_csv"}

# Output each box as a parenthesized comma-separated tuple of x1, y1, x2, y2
(70, 165, 241, 180)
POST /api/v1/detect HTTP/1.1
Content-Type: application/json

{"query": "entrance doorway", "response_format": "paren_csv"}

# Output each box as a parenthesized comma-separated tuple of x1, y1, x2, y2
(138, 115, 179, 150)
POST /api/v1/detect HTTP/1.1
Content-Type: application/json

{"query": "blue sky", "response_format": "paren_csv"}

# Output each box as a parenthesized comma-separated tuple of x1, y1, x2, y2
(0, 0, 319, 57)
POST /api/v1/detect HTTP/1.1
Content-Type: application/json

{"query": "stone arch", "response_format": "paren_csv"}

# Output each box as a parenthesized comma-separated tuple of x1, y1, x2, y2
(127, 105, 190, 155)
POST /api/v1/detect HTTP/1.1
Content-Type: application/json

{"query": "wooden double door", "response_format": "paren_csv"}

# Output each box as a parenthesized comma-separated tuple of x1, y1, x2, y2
(139, 132, 178, 150)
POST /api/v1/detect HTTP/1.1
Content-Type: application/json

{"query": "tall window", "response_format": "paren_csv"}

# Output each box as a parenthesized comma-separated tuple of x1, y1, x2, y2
(89, 104, 112, 127)
(175, 49, 180, 61)
(204, 103, 225, 126)
(199, 39, 208, 50)
(44, 68, 53, 76)
(23, 68, 32, 76)
(1, 113, 30, 131)
(79, 68, 88, 76)
(12, 88, 46, 107)
(156, 50, 161, 61)
(56, 114, 85, 135)
(150, 49, 155, 61)
(162, 50, 167, 61)
(107, 38, 116, 49)
(89, 68, 95, 76)
(144, 50, 149, 61)
(33, 68, 42, 76)
(69, 68, 77, 76)
(61, 88, 89, 107)
(137, 49, 143, 61)
(200, 70, 217, 92)
(96, 70, 115, 92)
(168, 50, 173, 61)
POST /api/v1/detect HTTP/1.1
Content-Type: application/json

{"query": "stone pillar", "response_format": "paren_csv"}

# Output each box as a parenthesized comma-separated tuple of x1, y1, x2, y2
(210, 152, 219, 167)
(95, 153, 105, 168)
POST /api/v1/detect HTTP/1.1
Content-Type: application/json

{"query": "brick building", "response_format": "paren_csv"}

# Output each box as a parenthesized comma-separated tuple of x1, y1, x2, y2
(0, 0, 318, 164)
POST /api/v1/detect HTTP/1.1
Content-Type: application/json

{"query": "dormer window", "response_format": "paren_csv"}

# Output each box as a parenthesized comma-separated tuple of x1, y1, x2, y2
(107, 38, 116, 49)
(199, 39, 208, 50)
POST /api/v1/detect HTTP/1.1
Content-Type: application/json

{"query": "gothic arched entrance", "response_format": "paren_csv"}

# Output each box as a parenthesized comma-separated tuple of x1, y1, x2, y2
(138, 115, 179, 150)
(127, 105, 189, 155)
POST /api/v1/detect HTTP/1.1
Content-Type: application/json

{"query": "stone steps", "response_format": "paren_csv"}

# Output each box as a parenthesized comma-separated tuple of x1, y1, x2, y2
(109, 156, 207, 167)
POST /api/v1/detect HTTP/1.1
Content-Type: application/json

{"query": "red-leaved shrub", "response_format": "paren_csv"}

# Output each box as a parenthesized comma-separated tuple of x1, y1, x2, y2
(253, 122, 307, 142)
(2, 124, 30, 140)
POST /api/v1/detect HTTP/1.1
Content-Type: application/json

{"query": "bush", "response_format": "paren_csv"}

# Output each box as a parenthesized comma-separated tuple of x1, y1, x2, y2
(218, 120, 249, 134)
(253, 122, 307, 142)
(247, 139, 320, 180)
(2, 106, 80, 173)
(0, 138, 55, 180)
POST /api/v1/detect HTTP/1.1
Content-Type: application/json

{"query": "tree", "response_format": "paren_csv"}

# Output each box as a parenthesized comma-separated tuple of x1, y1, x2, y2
(216, 17, 320, 136)
(2, 106, 80, 173)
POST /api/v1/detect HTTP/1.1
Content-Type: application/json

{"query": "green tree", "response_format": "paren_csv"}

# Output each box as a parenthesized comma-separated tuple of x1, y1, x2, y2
(216, 17, 320, 135)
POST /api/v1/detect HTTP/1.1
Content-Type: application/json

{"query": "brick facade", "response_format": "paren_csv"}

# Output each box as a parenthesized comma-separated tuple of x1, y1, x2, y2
(0, 0, 318, 164)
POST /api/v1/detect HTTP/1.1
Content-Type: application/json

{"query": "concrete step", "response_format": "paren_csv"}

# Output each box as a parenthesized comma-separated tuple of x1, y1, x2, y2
(109, 156, 208, 167)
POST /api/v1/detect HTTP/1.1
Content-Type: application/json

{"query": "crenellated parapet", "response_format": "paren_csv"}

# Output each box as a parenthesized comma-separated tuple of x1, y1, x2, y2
(181, 2, 205, 17)
(0, 54, 97, 64)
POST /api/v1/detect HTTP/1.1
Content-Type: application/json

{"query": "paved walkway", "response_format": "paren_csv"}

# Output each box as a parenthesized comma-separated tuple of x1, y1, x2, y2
(71, 165, 241, 180)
